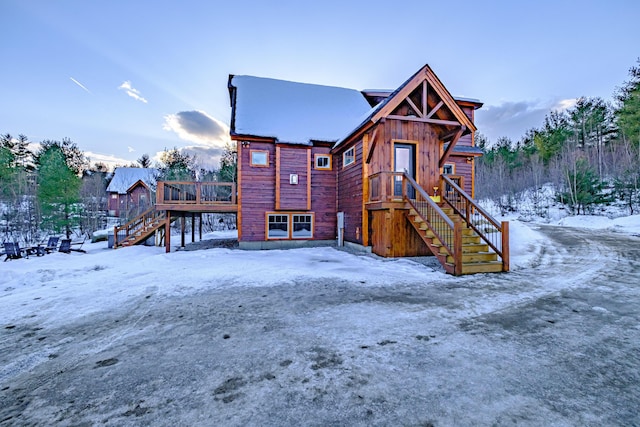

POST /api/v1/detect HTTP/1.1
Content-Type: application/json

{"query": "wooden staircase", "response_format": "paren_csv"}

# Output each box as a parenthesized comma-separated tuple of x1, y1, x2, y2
(113, 208, 168, 248)
(403, 174, 509, 275)
(407, 205, 503, 275)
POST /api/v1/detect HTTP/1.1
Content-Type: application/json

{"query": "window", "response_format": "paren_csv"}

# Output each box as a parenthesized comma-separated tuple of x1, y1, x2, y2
(343, 147, 355, 167)
(250, 150, 269, 166)
(267, 214, 289, 239)
(266, 212, 314, 240)
(315, 154, 331, 170)
(443, 163, 455, 175)
(111, 194, 118, 199)
(292, 214, 313, 238)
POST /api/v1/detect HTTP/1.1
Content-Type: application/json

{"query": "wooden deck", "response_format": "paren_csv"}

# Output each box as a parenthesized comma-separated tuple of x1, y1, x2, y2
(155, 181, 238, 213)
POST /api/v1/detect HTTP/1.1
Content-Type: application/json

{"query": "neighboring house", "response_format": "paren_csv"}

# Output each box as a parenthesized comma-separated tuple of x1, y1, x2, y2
(106, 168, 158, 218)
(227, 64, 509, 274)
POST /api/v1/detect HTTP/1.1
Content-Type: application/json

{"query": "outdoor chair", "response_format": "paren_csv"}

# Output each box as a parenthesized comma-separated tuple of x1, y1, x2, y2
(3, 242, 26, 261)
(59, 239, 72, 254)
(44, 237, 60, 253)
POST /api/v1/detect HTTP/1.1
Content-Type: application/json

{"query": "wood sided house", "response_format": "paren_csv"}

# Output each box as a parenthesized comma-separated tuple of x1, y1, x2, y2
(106, 167, 157, 218)
(228, 64, 509, 274)
(114, 64, 508, 275)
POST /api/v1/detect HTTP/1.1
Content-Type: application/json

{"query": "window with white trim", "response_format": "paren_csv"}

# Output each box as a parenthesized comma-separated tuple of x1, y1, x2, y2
(315, 154, 331, 170)
(343, 147, 355, 167)
(292, 214, 313, 238)
(443, 163, 455, 175)
(266, 213, 314, 240)
(267, 214, 289, 239)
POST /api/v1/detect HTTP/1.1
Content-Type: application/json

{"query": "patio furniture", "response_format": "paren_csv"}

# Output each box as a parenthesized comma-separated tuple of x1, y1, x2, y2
(44, 236, 60, 253)
(59, 239, 72, 254)
(3, 242, 27, 261)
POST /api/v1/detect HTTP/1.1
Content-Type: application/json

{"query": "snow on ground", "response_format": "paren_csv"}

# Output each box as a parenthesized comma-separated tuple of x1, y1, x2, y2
(1, 230, 448, 329)
(3, 216, 640, 330)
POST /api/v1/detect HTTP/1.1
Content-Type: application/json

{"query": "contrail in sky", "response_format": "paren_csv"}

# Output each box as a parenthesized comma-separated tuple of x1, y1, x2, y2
(70, 77, 91, 94)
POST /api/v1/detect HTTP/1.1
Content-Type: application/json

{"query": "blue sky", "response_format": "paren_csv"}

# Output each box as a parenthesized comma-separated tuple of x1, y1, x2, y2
(1, 0, 638, 170)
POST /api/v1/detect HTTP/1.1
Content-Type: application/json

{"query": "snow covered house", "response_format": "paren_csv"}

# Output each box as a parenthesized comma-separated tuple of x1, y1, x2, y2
(106, 167, 158, 218)
(228, 64, 510, 275)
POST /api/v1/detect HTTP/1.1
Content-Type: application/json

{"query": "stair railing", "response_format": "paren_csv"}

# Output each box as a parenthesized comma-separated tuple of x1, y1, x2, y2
(113, 207, 164, 248)
(441, 175, 509, 271)
(403, 173, 464, 273)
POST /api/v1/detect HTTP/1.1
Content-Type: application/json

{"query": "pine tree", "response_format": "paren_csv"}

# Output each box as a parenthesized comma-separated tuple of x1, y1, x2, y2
(557, 157, 609, 215)
(37, 145, 82, 237)
(615, 59, 640, 147)
(158, 147, 195, 180)
(218, 142, 237, 183)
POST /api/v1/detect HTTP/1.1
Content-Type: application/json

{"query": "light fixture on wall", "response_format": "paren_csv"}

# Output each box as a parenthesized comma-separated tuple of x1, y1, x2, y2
(466, 156, 473, 163)
(241, 141, 251, 147)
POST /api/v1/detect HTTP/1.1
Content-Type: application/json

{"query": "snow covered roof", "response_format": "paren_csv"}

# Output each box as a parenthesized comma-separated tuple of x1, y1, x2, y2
(106, 168, 158, 194)
(229, 75, 373, 145)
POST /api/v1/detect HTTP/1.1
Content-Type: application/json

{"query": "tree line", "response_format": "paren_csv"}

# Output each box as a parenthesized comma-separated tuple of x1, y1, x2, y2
(476, 59, 640, 217)
(0, 137, 237, 244)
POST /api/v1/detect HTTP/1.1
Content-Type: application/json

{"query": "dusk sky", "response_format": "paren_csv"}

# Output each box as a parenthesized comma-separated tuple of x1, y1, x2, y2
(1, 0, 638, 170)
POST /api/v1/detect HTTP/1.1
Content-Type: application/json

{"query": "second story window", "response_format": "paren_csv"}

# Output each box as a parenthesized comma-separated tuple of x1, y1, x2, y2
(343, 147, 355, 167)
(315, 155, 331, 170)
(250, 150, 269, 167)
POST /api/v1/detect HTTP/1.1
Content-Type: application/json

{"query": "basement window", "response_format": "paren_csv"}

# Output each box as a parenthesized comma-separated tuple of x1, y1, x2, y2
(292, 214, 313, 238)
(267, 214, 289, 239)
(266, 212, 315, 240)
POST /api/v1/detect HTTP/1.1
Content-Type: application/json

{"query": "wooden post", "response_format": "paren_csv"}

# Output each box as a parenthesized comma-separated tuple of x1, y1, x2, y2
(454, 221, 463, 275)
(181, 213, 186, 248)
(156, 182, 164, 205)
(501, 221, 510, 272)
(199, 213, 203, 241)
(165, 210, 171, 253)
(191, 213, 195, 243)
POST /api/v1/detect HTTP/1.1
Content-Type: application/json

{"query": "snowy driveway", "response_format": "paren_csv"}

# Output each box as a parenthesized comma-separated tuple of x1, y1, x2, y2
(1, 226, 639, 426)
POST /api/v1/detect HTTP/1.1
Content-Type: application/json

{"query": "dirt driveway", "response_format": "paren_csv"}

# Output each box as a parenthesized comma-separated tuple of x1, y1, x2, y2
(1, 226, 639, 426)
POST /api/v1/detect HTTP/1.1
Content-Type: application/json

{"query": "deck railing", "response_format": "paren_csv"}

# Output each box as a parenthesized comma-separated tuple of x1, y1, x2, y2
(368, 171, 406, 202)
(441, 175, 509, 271)
(405, 174, 460, 260)
(156, 181, 236, 205)
(368, 171, 462, 272)
(113, 207, 164, 248)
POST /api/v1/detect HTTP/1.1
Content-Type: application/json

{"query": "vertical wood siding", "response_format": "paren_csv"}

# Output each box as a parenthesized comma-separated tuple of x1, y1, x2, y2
(277, 146, 309, 210)
(370, 209, 430, 257)
(369, 119, 440, 194)
(336, 140, 364, 244)
(239, 141, 276, 241)
(311, 146, 337, 240)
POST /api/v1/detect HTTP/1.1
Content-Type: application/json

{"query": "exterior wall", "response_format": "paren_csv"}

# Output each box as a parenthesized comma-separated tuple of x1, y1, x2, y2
(238, 141, 337, 242)
(335, 139, 364, 244)
(310, 146, 337, 240)
(107, 192, 119, 216)
(129, 185, 151, 212)
(369, 209, 430, 257)
(277, 145, 309, 210)
(369, 119, 441, 194)
(107, 185, 151, 218)
(238, 141, 276, 241)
